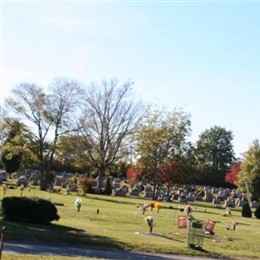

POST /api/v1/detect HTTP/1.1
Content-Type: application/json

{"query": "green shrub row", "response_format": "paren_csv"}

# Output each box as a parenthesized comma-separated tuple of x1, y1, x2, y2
(1, 196, 60, 224)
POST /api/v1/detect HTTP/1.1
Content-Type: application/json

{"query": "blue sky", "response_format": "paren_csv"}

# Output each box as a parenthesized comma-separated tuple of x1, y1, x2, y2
(1, 1, 260, 157)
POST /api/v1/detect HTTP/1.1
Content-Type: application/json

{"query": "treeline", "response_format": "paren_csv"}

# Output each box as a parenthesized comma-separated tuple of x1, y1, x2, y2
(0, 77, 259, 200)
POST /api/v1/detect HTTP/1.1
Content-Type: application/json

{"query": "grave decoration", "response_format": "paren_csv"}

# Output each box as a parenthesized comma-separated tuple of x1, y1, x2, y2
(74, 197, 83, 212)
(145, 216, 154, 233)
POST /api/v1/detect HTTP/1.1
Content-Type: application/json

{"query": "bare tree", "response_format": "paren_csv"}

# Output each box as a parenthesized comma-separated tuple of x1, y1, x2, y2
(4, 78, 84, 189)
(79, 79, 144, 189)
(47, 78, 85, 168)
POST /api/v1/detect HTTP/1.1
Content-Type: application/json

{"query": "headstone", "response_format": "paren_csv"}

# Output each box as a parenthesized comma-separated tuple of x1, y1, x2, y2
(195, 195, 203, 201)
(251, 201, 260, 208)
(212, 198, 221, 206)
(224, 198, 235, 208)
(129, 188, 139, 196)
(144, 191, 154, 198)
(113, 188, 126, 197)
(204, 192, 213, 202)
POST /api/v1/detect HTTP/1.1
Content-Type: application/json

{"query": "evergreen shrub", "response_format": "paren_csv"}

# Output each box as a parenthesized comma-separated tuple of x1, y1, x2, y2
(1, 196, 60, 223)
(242, 202, 252, 218)
(103, 177, 112, 195)
(254, 204, 260, 219)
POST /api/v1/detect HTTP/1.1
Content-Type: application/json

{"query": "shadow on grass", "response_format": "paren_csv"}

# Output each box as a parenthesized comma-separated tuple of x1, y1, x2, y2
(150, 232, 232, 259)
(86, 194, 139, 205)
(188, 245, 232, 260)
(149, 232, 185, 243)
(2, 220, 234, 259)
(1, 219, 127, 250)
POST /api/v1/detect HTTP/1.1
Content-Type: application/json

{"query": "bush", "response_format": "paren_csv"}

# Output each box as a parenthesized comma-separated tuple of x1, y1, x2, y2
(242, 202, 252, 218)
(254, 204, 260, 219)
(1, 196, 60, 224)
(103, 177, 112, 195)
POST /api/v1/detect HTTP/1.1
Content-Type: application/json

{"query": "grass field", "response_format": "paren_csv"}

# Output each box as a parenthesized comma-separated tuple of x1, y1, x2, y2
(1, 185, 260, 259)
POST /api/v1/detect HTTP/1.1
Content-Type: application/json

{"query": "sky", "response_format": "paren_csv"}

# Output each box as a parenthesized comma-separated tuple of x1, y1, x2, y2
(1, 0, 260, 157)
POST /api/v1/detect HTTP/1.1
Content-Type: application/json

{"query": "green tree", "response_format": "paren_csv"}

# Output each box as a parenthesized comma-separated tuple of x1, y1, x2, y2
(1, 120, 23, 176)
(54, 135, 93, 173)
(0, 120, 37, 177)
(238, 139, 260, 200)
(195, 126, 235, 186)
(135, 107, 192, 198)
(79, 79, 144, 190)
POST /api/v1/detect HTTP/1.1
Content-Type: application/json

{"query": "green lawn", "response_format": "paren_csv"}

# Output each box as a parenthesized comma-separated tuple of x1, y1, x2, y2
(1, 185, 260, 259)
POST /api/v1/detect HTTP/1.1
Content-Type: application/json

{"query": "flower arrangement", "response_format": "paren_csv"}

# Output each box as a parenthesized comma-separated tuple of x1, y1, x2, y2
(74, 197, 83, 212)
(184, 205, 192, 216)
(154, 203, 162, 213)
(149, 202, 155, 211)
(137, 203, 150, 214)
(148, 202, 162, 213)
(145, 216, 154, 233)
(2, 184, 7, 195)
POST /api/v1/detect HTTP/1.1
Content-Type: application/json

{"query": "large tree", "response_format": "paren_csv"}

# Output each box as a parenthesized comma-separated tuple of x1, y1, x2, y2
(79, 79, 144, 189)
(4, 78, 84, 189)
(46, 78, 85, 170)
(238, 139, 260, 200)
(135, 107, 192, 197)
(4, 84, 50, 179)
(195, 126, 235, 186)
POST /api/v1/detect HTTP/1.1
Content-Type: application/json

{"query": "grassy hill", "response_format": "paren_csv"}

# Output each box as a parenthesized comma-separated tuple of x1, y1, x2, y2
(0, 184, 260, 259)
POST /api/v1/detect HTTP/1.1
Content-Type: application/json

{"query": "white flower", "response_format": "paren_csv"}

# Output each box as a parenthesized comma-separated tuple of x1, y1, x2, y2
(145, 216, 154, 227)
(74, 197, 82, 207)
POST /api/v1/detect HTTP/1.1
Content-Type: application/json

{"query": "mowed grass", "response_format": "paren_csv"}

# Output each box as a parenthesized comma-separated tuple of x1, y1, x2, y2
(1, 185, 260, 259)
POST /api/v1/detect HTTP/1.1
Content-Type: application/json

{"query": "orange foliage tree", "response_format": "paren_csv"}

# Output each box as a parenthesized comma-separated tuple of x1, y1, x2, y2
(225, 162, 241, 186)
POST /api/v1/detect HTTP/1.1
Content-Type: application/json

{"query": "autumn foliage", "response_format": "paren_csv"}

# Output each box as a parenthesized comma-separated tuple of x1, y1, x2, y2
(225, 162, 241, 186)
(159, 162, 184, 187)
(126, 168, 141, 180)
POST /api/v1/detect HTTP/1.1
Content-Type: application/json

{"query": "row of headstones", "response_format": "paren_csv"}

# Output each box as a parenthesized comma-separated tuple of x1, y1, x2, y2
(215, 197, 260, 208)
(111, 182, 260, 209)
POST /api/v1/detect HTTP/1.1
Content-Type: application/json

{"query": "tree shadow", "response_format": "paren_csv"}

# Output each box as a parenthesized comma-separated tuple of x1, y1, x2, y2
(188, 245, 232, 259)
(1, 219, 127, 250)
(86, 195, 138, 205)
(2, 220, 235, 259)
(148, 232, 185, 243)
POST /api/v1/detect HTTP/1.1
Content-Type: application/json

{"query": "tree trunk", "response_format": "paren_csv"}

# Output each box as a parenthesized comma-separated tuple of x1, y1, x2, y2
(96, 167, 105, 190)
(152, 183, 156, 200)
(39, 171, 47, 190)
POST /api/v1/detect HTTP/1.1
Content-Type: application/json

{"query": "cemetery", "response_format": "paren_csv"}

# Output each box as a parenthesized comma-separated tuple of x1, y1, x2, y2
(0, 172, 260, 259)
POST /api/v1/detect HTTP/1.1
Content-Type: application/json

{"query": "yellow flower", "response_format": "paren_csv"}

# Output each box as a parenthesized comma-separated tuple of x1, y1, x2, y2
(154, 203, 162, 208)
